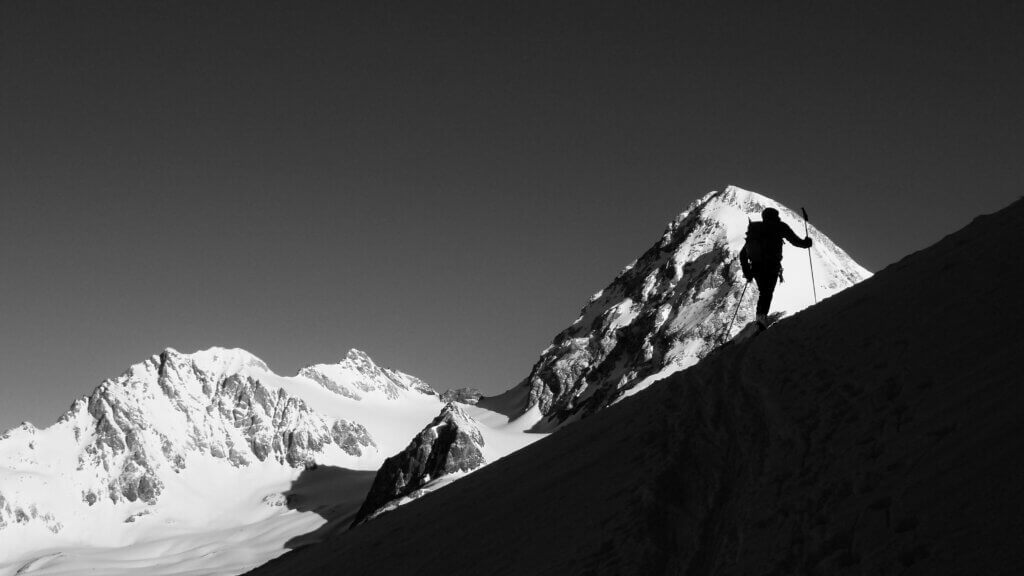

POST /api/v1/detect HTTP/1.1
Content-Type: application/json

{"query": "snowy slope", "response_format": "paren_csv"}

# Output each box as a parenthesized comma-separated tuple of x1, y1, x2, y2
(514, 185, 870, 427)
(350, 185, 869, 522)
(0, 348, 443, 576)
(247, 198, 1024, 576)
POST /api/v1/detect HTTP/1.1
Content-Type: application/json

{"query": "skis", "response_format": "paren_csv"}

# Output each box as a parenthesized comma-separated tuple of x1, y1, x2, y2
(717, 311, 784, 351)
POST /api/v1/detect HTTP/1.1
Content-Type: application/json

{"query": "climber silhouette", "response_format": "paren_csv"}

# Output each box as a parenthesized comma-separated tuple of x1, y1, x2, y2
(739, 207, 813, 329)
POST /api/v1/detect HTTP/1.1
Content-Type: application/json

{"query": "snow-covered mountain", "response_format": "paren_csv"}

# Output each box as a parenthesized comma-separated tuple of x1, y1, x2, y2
(514, 185, 870, 427)
(245, 199, 1024, 575)
(352, 185, 870, 523)
(0, 347, 444, 576)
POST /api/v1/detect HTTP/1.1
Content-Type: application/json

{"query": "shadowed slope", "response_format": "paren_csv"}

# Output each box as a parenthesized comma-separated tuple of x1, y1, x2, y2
(248, 198, 1024, 575)
(281, 466, 376, 550)
(344, 186, 872, 527)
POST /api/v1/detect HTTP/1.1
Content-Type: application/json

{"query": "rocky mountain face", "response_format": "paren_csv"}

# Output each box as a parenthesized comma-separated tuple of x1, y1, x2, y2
(515, 185, 870, 427)
(77, 349, 376, 508)
(440, 387, 483, 405)
(0, 347, 435, 546)
(351, 403, 485, 526)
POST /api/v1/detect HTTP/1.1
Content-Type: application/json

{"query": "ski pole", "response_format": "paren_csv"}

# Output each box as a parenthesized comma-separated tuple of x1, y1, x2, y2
(721, 282, 748, 343)
(801, 207, 818, 304)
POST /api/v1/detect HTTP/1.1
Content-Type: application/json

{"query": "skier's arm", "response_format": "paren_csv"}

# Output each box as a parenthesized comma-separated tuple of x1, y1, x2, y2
(782, 224, 812, 249)
(739, 247, 752, 281)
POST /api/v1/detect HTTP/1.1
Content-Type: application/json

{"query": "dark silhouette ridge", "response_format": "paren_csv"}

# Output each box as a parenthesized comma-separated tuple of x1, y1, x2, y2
(280, 466, 376, 550)
(247, 198, 1024, 575)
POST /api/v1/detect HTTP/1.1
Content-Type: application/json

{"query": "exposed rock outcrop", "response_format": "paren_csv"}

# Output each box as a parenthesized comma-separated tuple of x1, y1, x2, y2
(440, 387, 483, 405)
(0, 492, 62, 534)
(351, 403, 485, 526)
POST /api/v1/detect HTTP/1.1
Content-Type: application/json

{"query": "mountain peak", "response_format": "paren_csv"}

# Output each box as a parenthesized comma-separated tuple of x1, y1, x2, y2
(298, 349, 437, 400)
(185, 346, 271, 374)
(341, 348, 377, 367)
(720, 183, 768, 202)
(519, 186, 871, 426)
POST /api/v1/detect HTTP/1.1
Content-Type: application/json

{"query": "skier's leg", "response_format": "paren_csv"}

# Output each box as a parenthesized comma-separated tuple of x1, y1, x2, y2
(754, 268, 779, 326)
(754, 271, 776, 316)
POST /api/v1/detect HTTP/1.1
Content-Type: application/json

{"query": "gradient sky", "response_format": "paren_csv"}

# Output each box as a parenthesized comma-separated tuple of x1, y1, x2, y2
(2, 1, 1022, 432)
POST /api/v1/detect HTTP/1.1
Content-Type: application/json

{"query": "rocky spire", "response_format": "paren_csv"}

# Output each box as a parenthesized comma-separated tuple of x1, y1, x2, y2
(350, 402, 485, 526)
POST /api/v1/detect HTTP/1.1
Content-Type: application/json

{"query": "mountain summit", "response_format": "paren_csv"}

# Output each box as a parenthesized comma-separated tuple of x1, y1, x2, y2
(352, 186, 871, 523)
(499, 186, 870, 428)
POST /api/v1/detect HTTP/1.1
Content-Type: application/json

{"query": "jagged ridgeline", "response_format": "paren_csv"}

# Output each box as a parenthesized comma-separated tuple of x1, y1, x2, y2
(513, 186, 870, 427)
(78, 349, 375, 505)
(0, 347, 443, 550)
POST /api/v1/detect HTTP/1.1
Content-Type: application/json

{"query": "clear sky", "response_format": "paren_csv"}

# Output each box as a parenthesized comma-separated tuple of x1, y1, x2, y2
(2, 1, 1022, 432)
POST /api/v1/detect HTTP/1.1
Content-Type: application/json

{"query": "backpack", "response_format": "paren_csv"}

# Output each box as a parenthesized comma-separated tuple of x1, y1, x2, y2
(744, 220, 771, 267)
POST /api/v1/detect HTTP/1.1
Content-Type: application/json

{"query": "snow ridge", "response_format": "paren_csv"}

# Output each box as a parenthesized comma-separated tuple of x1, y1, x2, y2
(518, 185, 871, 426)
(298, 349, 436, 401)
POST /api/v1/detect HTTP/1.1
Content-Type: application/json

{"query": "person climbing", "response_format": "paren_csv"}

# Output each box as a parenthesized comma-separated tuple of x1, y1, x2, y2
(739, 207, 813, 330)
